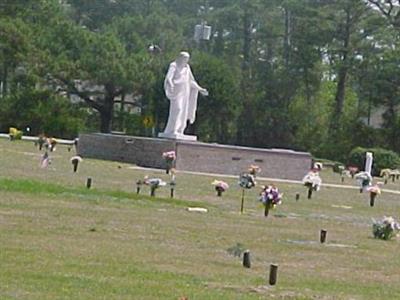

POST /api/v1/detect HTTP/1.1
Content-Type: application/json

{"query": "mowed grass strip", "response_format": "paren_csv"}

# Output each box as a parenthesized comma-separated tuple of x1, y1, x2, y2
(0, 177, 212, 209)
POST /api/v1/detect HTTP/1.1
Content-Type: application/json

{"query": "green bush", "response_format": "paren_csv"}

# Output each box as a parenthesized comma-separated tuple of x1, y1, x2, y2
(348, 147, 400, 176)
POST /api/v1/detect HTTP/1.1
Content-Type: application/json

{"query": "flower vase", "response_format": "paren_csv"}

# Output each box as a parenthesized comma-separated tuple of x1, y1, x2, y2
(150, 186, 156, 197)
(370, 192, 376, 207)
(264, 203, 270, 217)
(306, 184, 313, 199)
(72, 160, 79, 172)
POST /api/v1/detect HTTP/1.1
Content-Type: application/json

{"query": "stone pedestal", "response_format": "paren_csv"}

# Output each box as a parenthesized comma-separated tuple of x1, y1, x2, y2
(158, 132, 197, 141)
(78, 133, 312, 180)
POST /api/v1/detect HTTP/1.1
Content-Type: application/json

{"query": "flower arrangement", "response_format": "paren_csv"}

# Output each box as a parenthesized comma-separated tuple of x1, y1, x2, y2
(239, 173, 256, 189)
(162, 151, 176, 174)
(212, 180, 229, 196)
(372, 216, 400, 240)
(144, 176, 167, 197)
(367, 184, 381, 207)
(347, 166, 359, 178)
(302, 170, 321, 198)
(248, 165, 261, 176)
(355, 171, 372, 192)
(37, 134, 47, 150)
(314, 162, 323, 171)
(9, 127, 22, 140)
(45, 137, 57, 152)
(260, 185, 283, 217)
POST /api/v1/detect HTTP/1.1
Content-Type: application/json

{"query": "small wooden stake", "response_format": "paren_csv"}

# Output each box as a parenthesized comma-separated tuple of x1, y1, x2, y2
(240, 189, 245, 213)
(269, 264, 278, 285)
(295, 193, 300, 201)
(170, 187, 174, 198)
(320, 229, 327, 243)
(86, 177, 92, 189)
(243, 250, 251, 268)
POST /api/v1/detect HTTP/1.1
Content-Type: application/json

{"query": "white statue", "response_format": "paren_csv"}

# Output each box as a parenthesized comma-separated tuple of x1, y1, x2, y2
(158, 52, 208, 141)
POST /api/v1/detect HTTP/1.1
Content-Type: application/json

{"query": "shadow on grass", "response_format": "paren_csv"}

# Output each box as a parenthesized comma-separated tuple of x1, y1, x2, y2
(0, 177, 212, 208)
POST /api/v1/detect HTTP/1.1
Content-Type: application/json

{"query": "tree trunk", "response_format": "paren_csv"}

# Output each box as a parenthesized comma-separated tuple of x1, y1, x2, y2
(100, 107, 113, 133)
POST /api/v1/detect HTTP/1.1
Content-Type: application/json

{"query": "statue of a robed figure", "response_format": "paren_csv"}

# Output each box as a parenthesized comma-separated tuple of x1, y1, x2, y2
(158, 52, 208, 141)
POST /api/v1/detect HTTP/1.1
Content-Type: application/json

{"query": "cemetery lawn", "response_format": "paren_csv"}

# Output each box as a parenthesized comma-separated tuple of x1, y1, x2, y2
(1, 139, 400, 300)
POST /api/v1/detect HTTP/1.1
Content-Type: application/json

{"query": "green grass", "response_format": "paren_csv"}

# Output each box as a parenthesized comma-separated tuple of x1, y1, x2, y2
(1, 139, 400, 299)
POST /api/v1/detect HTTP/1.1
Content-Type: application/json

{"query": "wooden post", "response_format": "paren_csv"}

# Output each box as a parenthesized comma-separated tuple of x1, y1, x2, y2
(320, 229, 327, 243)
(243, 250, 251, 268)
(295, 193, 300, 201)
(170, 187, 174, 198)
(240, 189, 245, 213)
(370, 193, 376, 207)
(86, 177, 92, 189)
(269, 264, 278, 285)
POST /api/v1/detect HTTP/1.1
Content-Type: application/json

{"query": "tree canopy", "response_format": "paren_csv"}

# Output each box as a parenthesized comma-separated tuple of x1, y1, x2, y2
(1, 0, 400, 161)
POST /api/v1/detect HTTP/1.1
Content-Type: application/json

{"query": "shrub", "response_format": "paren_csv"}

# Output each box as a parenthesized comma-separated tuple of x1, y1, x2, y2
(348, 147, 400, 176)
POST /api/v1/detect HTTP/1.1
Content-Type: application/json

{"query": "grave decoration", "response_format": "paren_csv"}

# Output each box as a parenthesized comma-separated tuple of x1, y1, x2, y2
(380, 168, 392, 184)
(136, 179, 143, 194)
(70, 156, 82, 172)
(40, 151, 50, 169)
(9, 127, 23, 140)
(259, 184, 283, 217)
(169, 168, 176, 198)
(347, 166, 359, 178)
(45, 137, 57, 152)
(144, 176, 167, 197)
(366, 184, 381, 207)
(302, 169, 322, 199)
(162, 151, 176, 174)
(248, 165, 261, 177)
(372, 216, 400, 240)
(37, 134, 46, 150)
(355, 171, 372, 192)
(314, 162, 323, 171)
(212, 180, 229, 196)
(238, 173, 256, 213)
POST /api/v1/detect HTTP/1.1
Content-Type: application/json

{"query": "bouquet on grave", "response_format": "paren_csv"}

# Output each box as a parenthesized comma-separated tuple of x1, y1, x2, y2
(211, 180, 229, 196)
(347, 166, 359, 178)
(355, 171, 372, 191)
(260, 185, 283, 208)
(239, 173, 256, 189)
(143, 177, 167, 189)
(9, 127, 23, 140)
(248, 165, 261, 176)
(372, 216, 400, 240)
(162, 150, 176, 174)
(302, 170, 322, 191)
